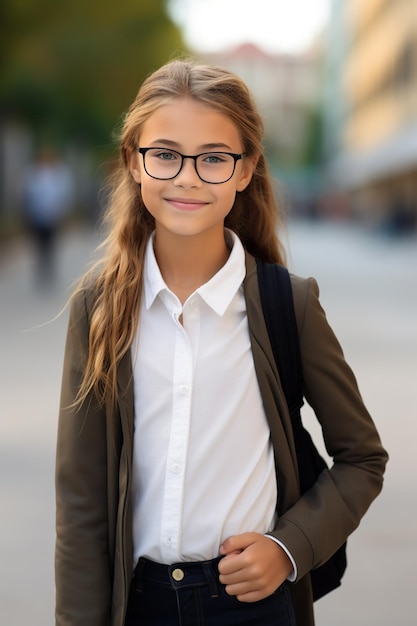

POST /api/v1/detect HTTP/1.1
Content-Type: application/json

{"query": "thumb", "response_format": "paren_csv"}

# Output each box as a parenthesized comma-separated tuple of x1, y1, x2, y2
(219, 532, 257, 555)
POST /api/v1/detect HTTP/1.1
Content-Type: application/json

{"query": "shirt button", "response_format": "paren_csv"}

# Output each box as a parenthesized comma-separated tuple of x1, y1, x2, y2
(180, 385, 189, 396)
(165, 537, 172, 547)
(171, 463, 181, 474)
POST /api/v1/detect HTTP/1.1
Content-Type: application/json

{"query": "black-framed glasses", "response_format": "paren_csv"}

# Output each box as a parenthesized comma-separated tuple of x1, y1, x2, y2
(137, 147, 246, 184)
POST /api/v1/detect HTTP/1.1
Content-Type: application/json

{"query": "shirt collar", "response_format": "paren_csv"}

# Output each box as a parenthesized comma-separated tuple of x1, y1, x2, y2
(143, 229, 246, 315)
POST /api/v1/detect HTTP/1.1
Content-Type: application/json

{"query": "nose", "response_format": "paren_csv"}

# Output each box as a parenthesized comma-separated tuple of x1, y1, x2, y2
(174, 156, 202, 187)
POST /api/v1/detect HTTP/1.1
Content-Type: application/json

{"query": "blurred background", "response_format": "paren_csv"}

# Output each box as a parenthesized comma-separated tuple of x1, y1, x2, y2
(1, 0, 416, 624)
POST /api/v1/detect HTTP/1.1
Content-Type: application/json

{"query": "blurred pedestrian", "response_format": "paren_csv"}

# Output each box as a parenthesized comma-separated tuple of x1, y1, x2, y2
(21, 147, 73, 285)
(55, 59, 388, 626)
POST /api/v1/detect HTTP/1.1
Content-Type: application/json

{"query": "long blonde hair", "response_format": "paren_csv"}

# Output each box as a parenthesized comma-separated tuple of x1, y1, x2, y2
(75, 58, 286, 406)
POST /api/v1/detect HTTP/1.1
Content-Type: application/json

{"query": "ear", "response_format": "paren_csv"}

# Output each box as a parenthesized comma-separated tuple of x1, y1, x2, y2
(129, 149, 142, 184)
(236, 154, 257, 192)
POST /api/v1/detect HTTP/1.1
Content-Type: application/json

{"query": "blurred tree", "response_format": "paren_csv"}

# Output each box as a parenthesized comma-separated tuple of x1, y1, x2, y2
(0, 0, 186, 148)
(299, 106, 323, 168)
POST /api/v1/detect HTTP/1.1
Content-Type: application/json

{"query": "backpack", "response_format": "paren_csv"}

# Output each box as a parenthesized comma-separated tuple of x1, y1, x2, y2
(256, 259, 347, 601)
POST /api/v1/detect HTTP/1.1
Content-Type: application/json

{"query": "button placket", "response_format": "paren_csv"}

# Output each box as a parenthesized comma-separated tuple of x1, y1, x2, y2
(160, 321, 193, 561)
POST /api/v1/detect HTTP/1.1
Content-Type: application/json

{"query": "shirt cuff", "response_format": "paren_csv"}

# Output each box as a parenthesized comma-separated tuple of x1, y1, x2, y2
(264, 534, 298, 582)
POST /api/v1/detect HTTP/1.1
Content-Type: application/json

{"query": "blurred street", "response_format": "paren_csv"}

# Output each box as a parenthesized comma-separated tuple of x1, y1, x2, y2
(1, 220, 416, 625)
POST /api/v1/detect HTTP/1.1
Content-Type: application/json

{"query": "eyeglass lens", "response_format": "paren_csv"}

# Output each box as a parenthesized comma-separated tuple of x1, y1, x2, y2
(142, 148, 238, 183)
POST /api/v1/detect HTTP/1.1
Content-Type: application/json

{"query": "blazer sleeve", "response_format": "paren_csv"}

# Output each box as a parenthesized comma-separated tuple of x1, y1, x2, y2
(55, 288, 111, 626)
(270, 275, 388, 581)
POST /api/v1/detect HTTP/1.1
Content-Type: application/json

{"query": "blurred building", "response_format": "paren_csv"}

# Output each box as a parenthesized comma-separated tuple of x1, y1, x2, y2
(203, 44, 321, 163)
(201, 43, 323, 213)
(322, 0, 417, 231)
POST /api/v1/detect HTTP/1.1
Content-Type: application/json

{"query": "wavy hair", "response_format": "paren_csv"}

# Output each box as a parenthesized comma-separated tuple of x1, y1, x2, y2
(75, 58, 287, 406)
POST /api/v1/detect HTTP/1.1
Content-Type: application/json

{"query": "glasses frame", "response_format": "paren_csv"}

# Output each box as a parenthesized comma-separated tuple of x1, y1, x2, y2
(137, 147, 246, 184)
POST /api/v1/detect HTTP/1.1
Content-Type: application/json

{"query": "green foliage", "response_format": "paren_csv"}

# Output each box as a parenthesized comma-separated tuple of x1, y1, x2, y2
(0, 0, 187, 147)
(299, 106, 324, 167)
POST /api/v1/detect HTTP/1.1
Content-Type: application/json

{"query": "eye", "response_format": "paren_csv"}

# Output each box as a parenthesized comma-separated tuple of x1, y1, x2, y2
(201, 153, 228, 164)
(152, 149, 179, 161)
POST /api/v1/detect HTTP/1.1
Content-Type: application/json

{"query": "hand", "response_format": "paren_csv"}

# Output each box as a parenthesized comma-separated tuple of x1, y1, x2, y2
(218, 532, 292, 603)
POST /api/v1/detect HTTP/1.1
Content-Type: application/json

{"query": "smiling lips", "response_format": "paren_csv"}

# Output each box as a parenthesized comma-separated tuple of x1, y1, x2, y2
(166, 197, 208, 211)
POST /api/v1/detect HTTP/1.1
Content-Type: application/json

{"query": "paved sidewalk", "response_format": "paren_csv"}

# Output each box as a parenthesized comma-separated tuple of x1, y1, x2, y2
(1, 221, 416, 625)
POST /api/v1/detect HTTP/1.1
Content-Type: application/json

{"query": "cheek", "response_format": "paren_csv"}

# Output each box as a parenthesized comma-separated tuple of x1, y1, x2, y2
(139, 179, 160, 214)
(219, 187, 238, 213)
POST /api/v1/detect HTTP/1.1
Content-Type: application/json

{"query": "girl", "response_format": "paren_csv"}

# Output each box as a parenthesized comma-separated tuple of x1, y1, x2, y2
(55, 59, 387, 626)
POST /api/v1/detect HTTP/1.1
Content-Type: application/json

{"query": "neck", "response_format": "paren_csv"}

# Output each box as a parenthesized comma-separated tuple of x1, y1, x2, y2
(153, 228, 231, 304)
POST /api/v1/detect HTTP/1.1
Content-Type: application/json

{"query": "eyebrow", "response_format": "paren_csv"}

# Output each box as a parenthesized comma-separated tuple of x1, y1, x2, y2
(148, 139, 235, 151)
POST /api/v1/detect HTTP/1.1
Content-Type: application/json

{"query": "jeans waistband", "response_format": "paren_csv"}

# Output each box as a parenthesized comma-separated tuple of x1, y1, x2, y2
(133, 556, 222, 597)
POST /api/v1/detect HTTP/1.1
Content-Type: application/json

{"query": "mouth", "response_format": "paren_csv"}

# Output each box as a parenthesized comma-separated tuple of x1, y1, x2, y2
(166, 197, 208, 211)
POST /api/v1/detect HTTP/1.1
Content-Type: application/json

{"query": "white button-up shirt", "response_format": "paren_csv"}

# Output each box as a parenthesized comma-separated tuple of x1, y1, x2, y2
(131, 231, 277, 565)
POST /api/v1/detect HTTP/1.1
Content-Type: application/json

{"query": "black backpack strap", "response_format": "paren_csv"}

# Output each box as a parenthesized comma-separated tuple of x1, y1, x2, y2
(256, 259, 303, 418)
(256, 259, 324, 491)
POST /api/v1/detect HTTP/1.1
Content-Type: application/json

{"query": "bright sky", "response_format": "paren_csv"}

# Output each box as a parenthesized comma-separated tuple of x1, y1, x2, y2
(169, 0, 331, 54)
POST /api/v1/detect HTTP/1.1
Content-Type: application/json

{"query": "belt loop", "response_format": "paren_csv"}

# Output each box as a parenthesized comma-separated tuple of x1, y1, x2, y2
(202, 561, 219, 598)
(134, 557, 146, 592)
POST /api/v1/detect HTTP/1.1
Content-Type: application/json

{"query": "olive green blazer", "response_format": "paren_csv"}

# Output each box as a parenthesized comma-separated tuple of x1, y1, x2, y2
(55, 253, 387, 626)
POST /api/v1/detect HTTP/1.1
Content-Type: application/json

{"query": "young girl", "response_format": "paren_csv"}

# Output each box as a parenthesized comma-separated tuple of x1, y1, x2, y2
(55, 59, 387, 626)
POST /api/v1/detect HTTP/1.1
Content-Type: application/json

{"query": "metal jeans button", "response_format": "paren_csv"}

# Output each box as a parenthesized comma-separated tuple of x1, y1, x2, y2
(172, 568, 185, 582)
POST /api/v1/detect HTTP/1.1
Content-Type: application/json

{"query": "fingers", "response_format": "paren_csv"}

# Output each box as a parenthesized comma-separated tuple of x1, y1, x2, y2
(221, 579, 268, 603)
(218, 533, 291, 602)
(218, 550, 268, 588)
(219, 532, 257, 557)
(219, 564, 278, 603)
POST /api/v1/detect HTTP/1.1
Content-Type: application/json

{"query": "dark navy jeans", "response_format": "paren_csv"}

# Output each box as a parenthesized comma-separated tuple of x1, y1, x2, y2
(124, 556, 296, 626)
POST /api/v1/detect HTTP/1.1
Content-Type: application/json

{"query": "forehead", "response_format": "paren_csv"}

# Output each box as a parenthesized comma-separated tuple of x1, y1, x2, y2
(139, 98, 242, 150)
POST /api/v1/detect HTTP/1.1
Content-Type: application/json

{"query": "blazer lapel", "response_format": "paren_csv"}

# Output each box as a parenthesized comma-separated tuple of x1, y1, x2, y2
(116, 349, 135, 446)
